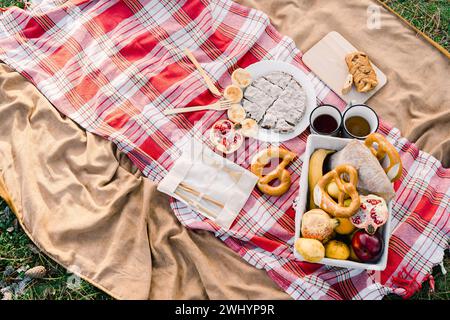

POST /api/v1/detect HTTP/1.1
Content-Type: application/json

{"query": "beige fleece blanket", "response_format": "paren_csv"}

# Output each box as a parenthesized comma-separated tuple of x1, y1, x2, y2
(0, 0, 448, 300)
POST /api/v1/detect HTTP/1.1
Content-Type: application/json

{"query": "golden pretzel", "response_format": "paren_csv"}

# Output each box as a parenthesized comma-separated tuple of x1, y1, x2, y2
(314, 164, 360, 218)
(250, 147, 296, 197)
(365, 132, 402, 182)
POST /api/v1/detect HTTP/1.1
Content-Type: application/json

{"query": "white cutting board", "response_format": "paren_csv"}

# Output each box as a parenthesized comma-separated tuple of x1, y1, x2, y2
(303, 31, 387, 104)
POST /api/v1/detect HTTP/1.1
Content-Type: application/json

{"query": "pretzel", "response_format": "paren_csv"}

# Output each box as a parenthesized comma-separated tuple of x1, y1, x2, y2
(313, 164, 360, 218)
(251, 147, 296, 197)
(364, 132, 402, 182)
(345, 52, 378, 93)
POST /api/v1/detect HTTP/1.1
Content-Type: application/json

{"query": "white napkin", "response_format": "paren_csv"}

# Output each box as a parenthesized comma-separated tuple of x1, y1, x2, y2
(157, 139, 258, 230)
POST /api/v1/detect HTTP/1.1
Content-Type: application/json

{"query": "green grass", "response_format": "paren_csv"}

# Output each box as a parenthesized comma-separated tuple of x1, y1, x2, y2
(0, 0, 26, 9)
(0, 0, 449, 301)
(0, 200, 110, 300)
(385, 256, 449, 300)
(381, 0, 449, 51)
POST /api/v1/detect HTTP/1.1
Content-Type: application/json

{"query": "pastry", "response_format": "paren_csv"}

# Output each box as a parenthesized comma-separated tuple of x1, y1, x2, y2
(273, 119, 295, 133)
(227, 104, 246, 123)
(231, 68, 252, 88)
(301, 209, 339, 242)
(345, 51, 378, 93)
(243, 86, 274, 108)
(250, 147, 296, 196)
(329, 140, 395, 201)
(263, 71, 292, 89)
(242, 99, 266, 123)
(239, 118, 258, 137)
(260, 112, 277, 129)
(314, 164, 361, 218)
(224, 85, 243, 103)
(251, 77, 283, 97)
(364, 133, 402, 182)
(342, 73, 353, 94)
(242, 71, 307, 133)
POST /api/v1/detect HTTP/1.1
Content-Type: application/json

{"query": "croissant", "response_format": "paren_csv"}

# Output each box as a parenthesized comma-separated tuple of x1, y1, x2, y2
(345, 52, 378, 93)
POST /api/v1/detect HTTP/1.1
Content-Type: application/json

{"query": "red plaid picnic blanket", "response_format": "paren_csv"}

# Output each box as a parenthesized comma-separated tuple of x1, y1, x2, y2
(0, 0, 448, 300)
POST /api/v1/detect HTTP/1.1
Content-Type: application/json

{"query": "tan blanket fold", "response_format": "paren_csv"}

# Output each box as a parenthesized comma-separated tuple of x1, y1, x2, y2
(237, 0, 450, 167)
(0, 63, 289, 300)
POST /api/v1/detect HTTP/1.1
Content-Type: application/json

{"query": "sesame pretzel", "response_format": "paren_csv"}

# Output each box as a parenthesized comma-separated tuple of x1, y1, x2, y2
(364, 132, 402, 182)
(250, 147, 296, 197)
(314, 164, 360, 218)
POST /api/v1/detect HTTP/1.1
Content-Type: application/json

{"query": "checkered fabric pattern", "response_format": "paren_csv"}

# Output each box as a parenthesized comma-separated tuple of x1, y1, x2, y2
(0, 0, 448, 300)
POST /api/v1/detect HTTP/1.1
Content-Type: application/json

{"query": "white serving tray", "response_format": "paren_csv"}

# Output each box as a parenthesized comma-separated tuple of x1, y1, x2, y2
(244, 60, 317, 142)
(294, 134, 392, 271)
(303, 31, 387, 105)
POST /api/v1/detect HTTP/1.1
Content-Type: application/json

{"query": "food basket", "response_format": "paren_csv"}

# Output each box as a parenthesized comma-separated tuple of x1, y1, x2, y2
(294, 134, 392, 270)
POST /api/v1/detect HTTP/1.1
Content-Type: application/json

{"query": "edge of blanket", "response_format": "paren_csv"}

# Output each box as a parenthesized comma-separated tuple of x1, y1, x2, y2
(374, 0, 450, 59)
(0, 174, 121, 300)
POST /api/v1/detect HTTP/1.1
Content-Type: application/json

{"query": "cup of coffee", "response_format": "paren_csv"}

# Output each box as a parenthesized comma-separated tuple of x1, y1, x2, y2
(342, 104, 379, 139)
(309, 104, 342, 136)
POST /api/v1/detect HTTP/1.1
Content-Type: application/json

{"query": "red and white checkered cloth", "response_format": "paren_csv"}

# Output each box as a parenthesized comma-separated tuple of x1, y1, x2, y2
(0, 0, 448, 300)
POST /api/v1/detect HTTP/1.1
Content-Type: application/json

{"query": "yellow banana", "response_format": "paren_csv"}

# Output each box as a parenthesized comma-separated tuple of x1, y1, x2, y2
(308, 149, 334, 210)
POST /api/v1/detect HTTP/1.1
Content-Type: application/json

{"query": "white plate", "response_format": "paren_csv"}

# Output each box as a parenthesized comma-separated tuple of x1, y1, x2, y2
(244, 60, 317, 142)
(294, 134, 392, 271)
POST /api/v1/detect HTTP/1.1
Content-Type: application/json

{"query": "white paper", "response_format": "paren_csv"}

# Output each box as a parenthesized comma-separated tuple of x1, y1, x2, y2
(158, 139, 258, 230)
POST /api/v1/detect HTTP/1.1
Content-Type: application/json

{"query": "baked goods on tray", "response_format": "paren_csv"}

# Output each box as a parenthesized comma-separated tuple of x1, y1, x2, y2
(224, 84, 243, 103)
(365, 132, 402, 182)
(295, 133, 402, 265)
(329, 140, 395, 201)
(242, 71, 307, 133)
(301, 209, 339, 242)
(313, 164, 361, 218)
(345, 51, 378, 93)
(231, 68, 252, 88)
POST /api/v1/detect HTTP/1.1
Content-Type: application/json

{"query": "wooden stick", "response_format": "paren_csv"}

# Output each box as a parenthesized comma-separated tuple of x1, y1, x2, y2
(174, 191, 218, 219)
(178, 182, 224, 208)
(163, 100, 231, 115)
(163, 103, 219, 115)
(184, 48, 222, 96)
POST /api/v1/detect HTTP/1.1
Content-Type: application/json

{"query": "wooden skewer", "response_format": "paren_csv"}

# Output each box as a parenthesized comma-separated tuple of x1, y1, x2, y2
(178, 182, 224, 209)
(175, 190, 218, 219)
(184, 48, 222, 97)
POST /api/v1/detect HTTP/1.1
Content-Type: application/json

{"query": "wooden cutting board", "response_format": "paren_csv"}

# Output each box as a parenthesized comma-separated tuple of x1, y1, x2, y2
(303, 31, 387, 104)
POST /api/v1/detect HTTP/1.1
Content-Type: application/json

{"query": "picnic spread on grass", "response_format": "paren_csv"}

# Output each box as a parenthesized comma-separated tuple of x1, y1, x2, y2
(0, 0, 448, 300)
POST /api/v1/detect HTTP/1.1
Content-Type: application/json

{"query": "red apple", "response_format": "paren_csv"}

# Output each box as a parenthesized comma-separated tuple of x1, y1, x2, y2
(351, 230, 383, 263)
